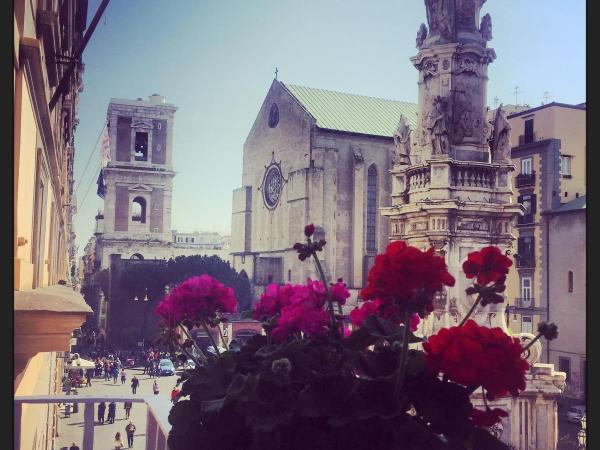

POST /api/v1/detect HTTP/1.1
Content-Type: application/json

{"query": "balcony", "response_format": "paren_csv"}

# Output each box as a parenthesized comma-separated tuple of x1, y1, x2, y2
(516, 255, 535, 268)
(515, 171, 536, 188)
(517, 214, 534, 225)
(14, 394, 171, 450)
(506, 298, 547, 315)
(518, 132, 537, 145)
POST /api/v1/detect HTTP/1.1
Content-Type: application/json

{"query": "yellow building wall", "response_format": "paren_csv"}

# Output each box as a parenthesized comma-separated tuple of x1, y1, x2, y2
(14, 69, 36, 291)
(15, 352, 58, 450)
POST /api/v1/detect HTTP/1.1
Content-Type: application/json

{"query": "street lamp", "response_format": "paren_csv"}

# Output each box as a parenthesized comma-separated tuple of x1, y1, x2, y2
(578, 415, 586, 449)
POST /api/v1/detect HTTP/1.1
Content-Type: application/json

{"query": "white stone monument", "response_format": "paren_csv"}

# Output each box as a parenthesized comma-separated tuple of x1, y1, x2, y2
(383, 2, 566, 448)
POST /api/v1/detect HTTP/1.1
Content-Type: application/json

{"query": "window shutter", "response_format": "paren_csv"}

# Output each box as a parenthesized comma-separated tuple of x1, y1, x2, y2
(531, 194, 537, 214)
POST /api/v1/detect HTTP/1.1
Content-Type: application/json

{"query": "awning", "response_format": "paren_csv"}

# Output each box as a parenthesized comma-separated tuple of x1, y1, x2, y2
(65, 357, 96, 369)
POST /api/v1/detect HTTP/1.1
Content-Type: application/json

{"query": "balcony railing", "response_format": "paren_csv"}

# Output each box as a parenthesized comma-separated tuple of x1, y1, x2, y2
(517, 214, 534, 225)
(506, 298, 547, 314)
(516, 255, 535, 268)
(515, 171, 536, 188)
(14, 394, 172, 450)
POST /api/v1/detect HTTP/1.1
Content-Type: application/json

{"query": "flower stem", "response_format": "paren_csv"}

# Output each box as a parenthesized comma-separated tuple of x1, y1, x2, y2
(393, 308, 412, 400)
(179, 324, 208, 363)
(201, 320, 221, 357)
(312, 251, 342, 337)
(459, 293, 483, 327)
(521, 333, 542, 353)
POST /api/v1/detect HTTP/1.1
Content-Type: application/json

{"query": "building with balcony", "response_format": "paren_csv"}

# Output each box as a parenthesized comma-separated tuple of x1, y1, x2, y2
(504, 102, 586, 372)
(14, 0, 95, 449)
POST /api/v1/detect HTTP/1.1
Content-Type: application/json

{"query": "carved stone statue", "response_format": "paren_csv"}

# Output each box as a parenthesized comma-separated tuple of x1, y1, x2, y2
(490, 104, 511, 161)
(480, 13, 492, 41)
(425, 0, 455, 41)
(416, 23, 428, 48)
(428, 96, 451, 155)
(393, 115, 412, 164)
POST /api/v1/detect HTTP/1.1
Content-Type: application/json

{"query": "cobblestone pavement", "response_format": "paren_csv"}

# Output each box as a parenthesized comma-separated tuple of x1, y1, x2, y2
(55, 367, 179, 450)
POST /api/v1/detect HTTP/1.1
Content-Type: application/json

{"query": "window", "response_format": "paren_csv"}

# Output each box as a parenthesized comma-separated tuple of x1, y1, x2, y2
(517, 236, 535, 267)
(568, 271, 573, 293)
(521, 157, 532, 175)
(32, 150, 49, 288)
(521, 316, 533, 334)
(521, 277, 532, 307)
(134, 132, 148, 161)
(153, 228, 159, 233)
(131, 197, 146, 223)
(560, 155, 572, 177)
(518, 194, 536, 224)
(185, 237, 189, 243)
(524, 119, 534, 144)
(366, 164, 378, 251)
(559, 357, 571, 382)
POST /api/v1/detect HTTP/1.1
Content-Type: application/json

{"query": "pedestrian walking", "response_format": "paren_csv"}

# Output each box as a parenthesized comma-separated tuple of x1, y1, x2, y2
(98, 401, 106, 424)
(114, 432, 124, 450)
(125, 421, 136, 448)
(64, 403, 71, 418)
(124, 401, 132, 419)
(131, 376, 139, 394)
(113, 366, 119, 384)
(69, 442, 80, 450)
(121, 368, 127, 384)
(104, 363, 110, 381)
(171, 386, 180, 404)
(108, 401, 116, 424)
(148, 364, 154, 379)
(86, 369, 93, 386)
(153, 379, 159, 395)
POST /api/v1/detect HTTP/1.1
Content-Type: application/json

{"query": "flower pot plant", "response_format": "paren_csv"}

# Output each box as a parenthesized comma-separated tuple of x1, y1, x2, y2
(156, 224, 557, 450)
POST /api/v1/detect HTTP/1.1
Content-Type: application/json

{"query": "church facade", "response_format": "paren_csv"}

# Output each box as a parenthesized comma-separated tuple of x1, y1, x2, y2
(231, 80, 417, 300)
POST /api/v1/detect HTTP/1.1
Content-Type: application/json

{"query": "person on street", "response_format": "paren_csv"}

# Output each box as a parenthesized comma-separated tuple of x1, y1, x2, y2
(86, 369, 93, 386)
(104, 363, 110, 381)
(64, 402, 71, 418)
(113, 365, 119, 384)
(153, 379, 159, 395)
(108, 401, 117, 424)
(171, 386, 180, 404)
(98, 401, 106, 424)
(131, 375, 139, 394)
(124, 401, 132, 419)
(69, 442, 80, 450)
(148, 364, 154, 379)
(121, 368, 127, 385)
(114, 432, 124, 450)
(125, 421, 136, 448)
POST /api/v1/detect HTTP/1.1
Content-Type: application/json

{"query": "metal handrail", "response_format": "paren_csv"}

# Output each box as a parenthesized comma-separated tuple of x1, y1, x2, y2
(14, 394, 171, 450)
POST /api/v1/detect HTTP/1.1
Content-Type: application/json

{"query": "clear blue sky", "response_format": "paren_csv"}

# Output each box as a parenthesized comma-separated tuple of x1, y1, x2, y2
(73, 0, 585, 256)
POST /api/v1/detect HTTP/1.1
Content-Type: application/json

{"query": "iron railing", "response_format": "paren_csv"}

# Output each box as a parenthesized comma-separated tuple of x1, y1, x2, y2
(515, 171, 536, 188)
(14, 394, 171, 450)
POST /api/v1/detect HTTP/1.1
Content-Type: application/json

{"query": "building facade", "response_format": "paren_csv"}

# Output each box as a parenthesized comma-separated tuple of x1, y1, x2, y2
(544, 197, 586, 400)
(231, 79, 417, 303)
(14, 1, 93, 449)
(504, 103, 586, 365)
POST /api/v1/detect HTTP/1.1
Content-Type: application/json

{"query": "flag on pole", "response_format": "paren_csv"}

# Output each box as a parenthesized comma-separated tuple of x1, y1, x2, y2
(100, 122, 111, 167)
(97, 169, 107, 199)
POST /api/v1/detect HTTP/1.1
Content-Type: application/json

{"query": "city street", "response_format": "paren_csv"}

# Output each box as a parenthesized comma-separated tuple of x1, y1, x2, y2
(55, 366, 180, 450)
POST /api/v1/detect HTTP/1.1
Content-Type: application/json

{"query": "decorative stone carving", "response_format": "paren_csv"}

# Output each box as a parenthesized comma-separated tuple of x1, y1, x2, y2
(353, 147, 364, 163)
(456, 219, 490, 232)
(425, 0, 455, 41)
(455, 0, 486, 32)
(457, 55, 478, 75)
(416, 23, 428, 48)
(427, 95, 451, 155)
(393, 115, 412, 165)
(517, 332, 543, 365)
(480, 13, 492, 42)
(490, 104, 511, 161)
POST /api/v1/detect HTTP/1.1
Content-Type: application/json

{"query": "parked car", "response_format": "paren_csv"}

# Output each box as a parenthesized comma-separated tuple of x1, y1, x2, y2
(158, 359, 176, 376)
(183, 359, 196, 370)
(566, 405, 586, 424)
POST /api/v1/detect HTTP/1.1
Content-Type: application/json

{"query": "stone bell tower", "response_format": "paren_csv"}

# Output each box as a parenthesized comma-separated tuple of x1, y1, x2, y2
(382, 0, 523, 335)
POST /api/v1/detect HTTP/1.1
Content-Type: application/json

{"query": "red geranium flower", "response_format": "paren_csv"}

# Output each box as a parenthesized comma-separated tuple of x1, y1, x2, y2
(156, 275, 237, 325)
(423, 320, 529, 400)
(462, 246, 512, 286)
(360, 241, 455, 318)
(470, 407, 508, 427)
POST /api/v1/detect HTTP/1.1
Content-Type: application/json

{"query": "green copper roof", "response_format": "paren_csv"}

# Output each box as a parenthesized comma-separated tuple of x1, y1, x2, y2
(282, 82, 418, 138)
